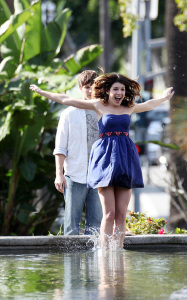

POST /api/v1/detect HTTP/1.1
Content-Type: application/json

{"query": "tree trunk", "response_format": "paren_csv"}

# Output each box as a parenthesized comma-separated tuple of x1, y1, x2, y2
(99, 0, 111, 72)
(166, 0, 187, 229)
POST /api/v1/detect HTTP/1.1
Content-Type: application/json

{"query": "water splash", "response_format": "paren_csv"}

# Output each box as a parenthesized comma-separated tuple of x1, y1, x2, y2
(88, 230, 125, 251)
(87, 229, 101, 250)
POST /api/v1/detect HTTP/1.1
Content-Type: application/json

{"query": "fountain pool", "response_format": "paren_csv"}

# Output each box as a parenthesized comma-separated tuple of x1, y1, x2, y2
(0, 249, 187, 299)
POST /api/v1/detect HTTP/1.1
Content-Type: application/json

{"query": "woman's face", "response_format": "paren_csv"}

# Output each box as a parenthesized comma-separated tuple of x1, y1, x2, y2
(107, 82, 126, 106)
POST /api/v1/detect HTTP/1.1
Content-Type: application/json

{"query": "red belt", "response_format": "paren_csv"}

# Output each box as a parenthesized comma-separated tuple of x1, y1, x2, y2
(99, 132, 129, 138)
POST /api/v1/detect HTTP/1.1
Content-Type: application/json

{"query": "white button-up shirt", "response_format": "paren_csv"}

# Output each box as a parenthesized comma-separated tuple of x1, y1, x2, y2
(53, 107, 98, 184)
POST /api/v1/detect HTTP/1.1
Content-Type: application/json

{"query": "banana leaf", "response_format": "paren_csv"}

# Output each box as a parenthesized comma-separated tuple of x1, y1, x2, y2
(0, 111, 12, 142)
(0, 0, 11, 25)
(42, 8, 71, 60)
(19, 158, 36, 182)
(64, 44, 103, 75)
(0, 56, 17, 79)
(21, 1, 41, 62)
(76, 44, 103, 67)
(135, 140, 180, 150)
(0, 10, 31, 43)
(0, 0, 23, 61)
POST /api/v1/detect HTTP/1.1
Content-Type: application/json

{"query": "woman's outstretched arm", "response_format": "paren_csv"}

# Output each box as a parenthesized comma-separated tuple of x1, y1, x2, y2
(133, 87, 174, 113)
(29, 84, 98, 110)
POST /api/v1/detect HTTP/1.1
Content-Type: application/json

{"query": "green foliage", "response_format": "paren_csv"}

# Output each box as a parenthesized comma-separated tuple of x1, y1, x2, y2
(0, 10, 31, 43)
(0, 0, 102, 235)
(118, 0, 139, 38)
(0, 0, 71, 77)
(118, 0, 187, 38)
(59, 0, 127, 72)
(174, 0, 187, 32)
(0, 56, 18, 79)
(175, 227, 187, 234)
(64, 44, 103, 75)
(0, 76, 62, 235)
(126, 211, 167, 234)
(135, 140, 180, 150)
(48, 224, 63, 236)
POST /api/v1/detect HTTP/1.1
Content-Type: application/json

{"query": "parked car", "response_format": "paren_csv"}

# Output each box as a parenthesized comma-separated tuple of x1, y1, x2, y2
(146, 106, 169, 124)
(146, 106, 170, 165)
(147, 143, 162, 165)
(146, 120, 163, 141)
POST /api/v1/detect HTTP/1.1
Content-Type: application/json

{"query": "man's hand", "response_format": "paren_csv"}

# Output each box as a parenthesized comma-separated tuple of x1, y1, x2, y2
(162, 87, 175, 101)
(30, 84, 42, 94)
(55, 174, 67, 194)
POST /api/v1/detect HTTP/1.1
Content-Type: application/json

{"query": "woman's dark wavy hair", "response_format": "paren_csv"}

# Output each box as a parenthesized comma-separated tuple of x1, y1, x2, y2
(92, 69, 141, 107)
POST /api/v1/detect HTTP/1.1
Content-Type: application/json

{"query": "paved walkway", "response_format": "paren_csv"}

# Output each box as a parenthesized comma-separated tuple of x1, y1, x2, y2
(129, 165, 170, 221)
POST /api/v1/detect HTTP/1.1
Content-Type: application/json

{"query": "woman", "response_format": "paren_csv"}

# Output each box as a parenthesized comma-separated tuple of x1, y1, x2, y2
(30, 71, 174, 248)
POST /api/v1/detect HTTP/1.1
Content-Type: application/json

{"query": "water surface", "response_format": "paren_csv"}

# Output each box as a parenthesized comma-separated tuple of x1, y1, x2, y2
(0, 250, 187, 299)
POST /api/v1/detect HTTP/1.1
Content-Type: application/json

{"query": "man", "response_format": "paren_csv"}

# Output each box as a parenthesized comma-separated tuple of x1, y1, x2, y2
(53, 70, 102, 235)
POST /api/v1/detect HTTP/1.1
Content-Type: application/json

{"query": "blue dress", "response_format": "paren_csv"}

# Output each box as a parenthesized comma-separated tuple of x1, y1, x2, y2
(87, 114, 144, 189)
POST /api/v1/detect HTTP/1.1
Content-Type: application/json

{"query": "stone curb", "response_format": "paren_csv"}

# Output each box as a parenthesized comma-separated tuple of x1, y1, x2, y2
(0, 236, 93, 252)
(0, 235, 186, 252)
(123, 234, 187, 251)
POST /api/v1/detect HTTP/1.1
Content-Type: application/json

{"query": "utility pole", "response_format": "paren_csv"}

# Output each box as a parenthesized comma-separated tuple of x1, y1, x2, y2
(99, 0, 111, 72)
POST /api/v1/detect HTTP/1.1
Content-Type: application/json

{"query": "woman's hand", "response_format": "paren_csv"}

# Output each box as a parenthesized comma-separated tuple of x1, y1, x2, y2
(162, 87, 175, 101)
(29, 84, 42, 94)
(54, 174, 67, 194)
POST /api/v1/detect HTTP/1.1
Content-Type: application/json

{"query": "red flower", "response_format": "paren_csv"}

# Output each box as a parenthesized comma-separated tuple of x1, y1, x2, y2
(158, 228, 165, 234)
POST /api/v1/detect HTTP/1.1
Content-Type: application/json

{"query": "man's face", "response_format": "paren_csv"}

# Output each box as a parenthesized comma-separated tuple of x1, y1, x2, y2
(80, 83, 92, 100)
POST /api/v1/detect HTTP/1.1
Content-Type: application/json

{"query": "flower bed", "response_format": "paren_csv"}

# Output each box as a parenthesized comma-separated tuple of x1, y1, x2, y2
(126, 211, 167, 235)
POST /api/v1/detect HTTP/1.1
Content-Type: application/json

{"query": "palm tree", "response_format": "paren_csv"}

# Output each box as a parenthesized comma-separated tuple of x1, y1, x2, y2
(166, 0, 187, 229)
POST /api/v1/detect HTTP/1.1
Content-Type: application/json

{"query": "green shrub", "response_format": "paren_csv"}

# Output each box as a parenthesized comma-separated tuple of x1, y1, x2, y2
(175, 227, 187, 234)
(126, 211, 167, 235)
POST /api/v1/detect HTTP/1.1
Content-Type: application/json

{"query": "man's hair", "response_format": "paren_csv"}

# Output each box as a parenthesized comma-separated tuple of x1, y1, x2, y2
(78, 70, 98, 88)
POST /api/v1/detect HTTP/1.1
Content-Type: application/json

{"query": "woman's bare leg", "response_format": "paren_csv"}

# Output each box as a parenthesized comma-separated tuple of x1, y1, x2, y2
(113, 187, 132, 248)
(97, 186, 115, 248)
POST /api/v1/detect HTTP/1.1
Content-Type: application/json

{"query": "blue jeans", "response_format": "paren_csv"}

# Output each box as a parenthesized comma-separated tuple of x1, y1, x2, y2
(64, 176, 102, 235)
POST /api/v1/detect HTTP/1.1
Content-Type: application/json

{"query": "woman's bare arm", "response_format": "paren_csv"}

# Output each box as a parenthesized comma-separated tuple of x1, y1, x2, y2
(133, 87, 174, 113)
(29, 84, 99, 110)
